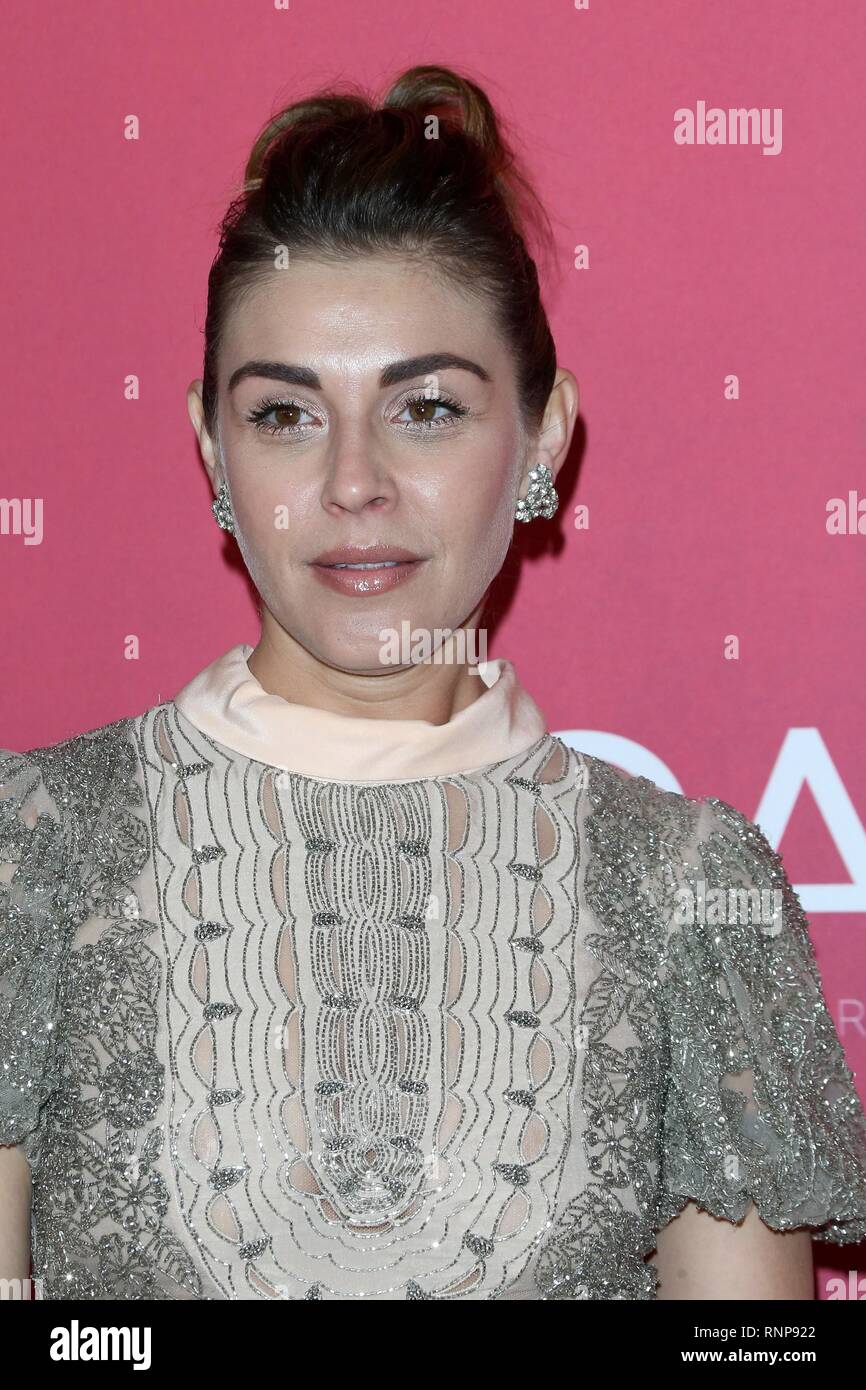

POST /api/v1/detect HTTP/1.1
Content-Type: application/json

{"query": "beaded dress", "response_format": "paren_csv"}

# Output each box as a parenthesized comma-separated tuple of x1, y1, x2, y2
(2, 643, 866, 1300)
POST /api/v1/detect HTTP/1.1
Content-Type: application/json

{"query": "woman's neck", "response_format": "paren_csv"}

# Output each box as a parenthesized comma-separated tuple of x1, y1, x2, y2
(246, 612, 490, 726)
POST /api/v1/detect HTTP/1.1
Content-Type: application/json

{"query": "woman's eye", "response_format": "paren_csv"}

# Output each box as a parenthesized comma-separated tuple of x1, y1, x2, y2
(394, 394, 468, 429)
(246, 400, 316, 436)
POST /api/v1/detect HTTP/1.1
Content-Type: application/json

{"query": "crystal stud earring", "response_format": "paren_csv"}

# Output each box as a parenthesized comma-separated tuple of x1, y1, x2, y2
(515, 463, 558, 523)
(211, 480, 236, 535)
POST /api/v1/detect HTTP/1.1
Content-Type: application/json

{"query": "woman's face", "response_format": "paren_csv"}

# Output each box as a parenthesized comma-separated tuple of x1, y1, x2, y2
(191, 255, 536, 675)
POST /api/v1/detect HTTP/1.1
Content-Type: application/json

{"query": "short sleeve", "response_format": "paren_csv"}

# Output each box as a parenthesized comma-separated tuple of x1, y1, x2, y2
(656, 794, 866, 1245)
(0, 747, 71, 1166)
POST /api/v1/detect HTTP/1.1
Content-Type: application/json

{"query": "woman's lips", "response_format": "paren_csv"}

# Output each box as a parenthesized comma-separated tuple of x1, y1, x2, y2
(309, 558, 427, 595)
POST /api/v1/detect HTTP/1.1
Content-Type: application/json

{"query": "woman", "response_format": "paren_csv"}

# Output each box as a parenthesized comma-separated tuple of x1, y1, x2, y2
(2, 64, 866, 1302)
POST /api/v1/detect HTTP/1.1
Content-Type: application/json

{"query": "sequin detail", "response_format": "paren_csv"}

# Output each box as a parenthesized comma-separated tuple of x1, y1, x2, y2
(658, 793, 866, 1244)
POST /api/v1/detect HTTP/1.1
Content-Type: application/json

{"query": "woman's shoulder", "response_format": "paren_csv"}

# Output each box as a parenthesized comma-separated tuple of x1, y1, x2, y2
(1, 722, 134, 839)
(0, 709, 152, 920)
(573, 744, 772, 868)
(566, 744, 705, 856)
(568, 745, 806, 959)
(0, 707, 152, 821)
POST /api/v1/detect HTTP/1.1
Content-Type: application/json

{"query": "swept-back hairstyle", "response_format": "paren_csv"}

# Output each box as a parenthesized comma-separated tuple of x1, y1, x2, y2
(201, 64, 558, 442)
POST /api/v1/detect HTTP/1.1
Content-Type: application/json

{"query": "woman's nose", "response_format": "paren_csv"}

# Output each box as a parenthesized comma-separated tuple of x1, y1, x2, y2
(319, 446, 398, 515)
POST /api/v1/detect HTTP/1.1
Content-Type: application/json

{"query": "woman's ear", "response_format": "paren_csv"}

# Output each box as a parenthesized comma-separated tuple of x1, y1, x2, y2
(536, 369, 579, 484)
(187, 379, 221, 491)
(517, 369, 579, 499)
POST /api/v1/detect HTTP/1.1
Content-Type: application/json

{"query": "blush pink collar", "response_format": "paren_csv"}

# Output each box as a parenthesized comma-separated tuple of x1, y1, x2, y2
(172, 643, 548, 783)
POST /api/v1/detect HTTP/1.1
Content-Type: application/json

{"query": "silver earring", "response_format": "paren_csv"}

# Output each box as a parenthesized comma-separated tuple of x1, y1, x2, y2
(212, 480, 236, 534)
(515, 463, 558, 523)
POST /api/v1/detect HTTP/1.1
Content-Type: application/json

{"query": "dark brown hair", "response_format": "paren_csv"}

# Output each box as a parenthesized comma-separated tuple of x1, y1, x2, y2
(201, 64, 558, 443)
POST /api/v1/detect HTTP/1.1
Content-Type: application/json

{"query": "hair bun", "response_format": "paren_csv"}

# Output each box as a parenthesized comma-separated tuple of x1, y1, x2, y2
(381, 65, 504, 164)
(381, 64, 545, 251)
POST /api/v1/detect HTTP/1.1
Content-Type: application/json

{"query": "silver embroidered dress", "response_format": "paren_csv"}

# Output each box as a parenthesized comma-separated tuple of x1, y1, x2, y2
(2, 645, 866, 1300)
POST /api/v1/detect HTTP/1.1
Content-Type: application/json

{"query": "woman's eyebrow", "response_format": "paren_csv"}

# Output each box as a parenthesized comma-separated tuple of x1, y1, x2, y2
(227, 352, 492, 394)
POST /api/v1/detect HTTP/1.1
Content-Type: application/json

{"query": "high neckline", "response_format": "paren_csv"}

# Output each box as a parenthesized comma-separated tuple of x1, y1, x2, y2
(172, 643, 549, 783)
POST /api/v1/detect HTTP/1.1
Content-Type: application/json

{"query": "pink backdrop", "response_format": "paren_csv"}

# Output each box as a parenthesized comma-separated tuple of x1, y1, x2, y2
(2, 0, 864, 1298)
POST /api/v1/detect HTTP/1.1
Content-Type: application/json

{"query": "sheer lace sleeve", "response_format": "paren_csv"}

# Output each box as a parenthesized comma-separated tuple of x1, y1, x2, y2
(656, 795, 866, 1245)
(0, 747, 72, 1166)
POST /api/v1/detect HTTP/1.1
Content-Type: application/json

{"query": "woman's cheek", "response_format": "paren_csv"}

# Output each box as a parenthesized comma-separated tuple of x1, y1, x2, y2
(454, 501, 514, 595)
(236, 484, 299, 548)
